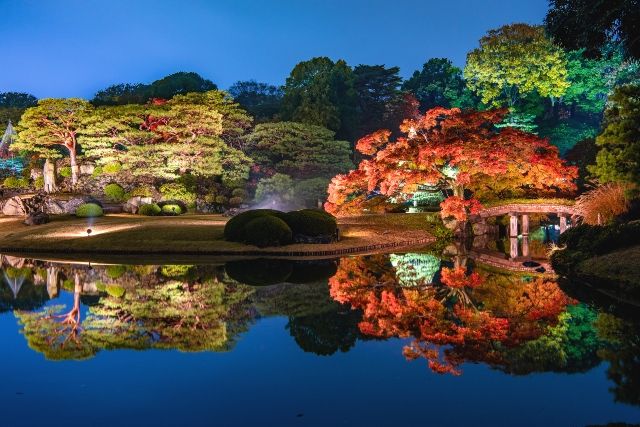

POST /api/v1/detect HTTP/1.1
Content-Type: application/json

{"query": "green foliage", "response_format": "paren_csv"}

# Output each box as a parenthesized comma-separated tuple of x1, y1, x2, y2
(91, 165, 103, 177)
(215, 195, 228, 205)
(161, 204, 182, 216)
(105, 265, 126, 279)
(225, 259, 294, 286)
(138, 203, 161, 216)
(243, 215, 293, 247)
(589, 84, 640, 186)
(245, 122, 353, 181)
(34, 176, 44, 190)
(91, 71, 217, 105)
(228, 80, 283, 122)
(294, 178, 330, 204)
(103, 161, 122, 174)
(280, 57, 357, 140)
(159, 182, 196, 207)
(283, 210, 337, 237)
(224, 209, 286, 242)
(130, 185, 155, 197)
(160, 265, 193, 278)
(231, 188, 247, 199)
(538, 119, 599, 156)
(229, 197, 243, 206)
(105, 285, 125, 298)
(75, 203, 104, 218)
(103, 183, 126, 202)
(403, 58, 475, 111)
(59, 166, 72, 178)
(2, 175, 29, 189)
(255, 173, 294, 204)
(353, 64, 404, 136)
(464, 24, 569, 107)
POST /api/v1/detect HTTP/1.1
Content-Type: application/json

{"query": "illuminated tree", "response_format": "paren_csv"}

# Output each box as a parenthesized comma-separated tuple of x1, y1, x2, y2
(589, 84, 640, 186)
(326, 108, 577, 218)
(13, 98, 94, 186)
(464, 24, 569, 108)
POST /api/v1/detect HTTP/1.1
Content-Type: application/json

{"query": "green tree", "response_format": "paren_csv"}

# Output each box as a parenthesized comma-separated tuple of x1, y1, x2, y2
(589, 84, 640, 186)
(353, 65, 402, 137)
(402, 58, 476, 111)
(464, 24, 570, 108)
(545, 0, 640, 60)
(281, 57, 357, 141)
(92, 71, 216, 105)
(245, 121, 353, 180)
(12, 98, 94, 186)
(0, 92, 38, 127)
(254, 173, 294, 204)
(228, 80, 283, 122)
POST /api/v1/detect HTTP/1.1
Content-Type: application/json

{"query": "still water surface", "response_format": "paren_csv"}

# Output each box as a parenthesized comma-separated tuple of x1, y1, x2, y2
(1, 242, 639, 426)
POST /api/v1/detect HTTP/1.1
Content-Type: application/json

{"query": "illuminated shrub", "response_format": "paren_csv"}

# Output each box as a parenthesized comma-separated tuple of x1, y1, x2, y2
(244, 216, 293, 247)
(34, 176, 44, 190)
(283, 209, 337, 238)
(75, 203, 104, 217)
(161, 204, 182, 216)
(59, 166, 72, 178)
(106, 265, 126, 279)
(103, 162, 122, 174)
(103, 183, 126, 202)
(159, 182, 196, 208)
(223, 209, 286, 242)
(105, 284, 125, 298)
(138, 203, 161, 216)
(130, 185, 155, 198)
(158, 200, 187, 213)
(215, 195, 228, 205)
(92, 166, 104, 177)
(3, 176, 29, 189)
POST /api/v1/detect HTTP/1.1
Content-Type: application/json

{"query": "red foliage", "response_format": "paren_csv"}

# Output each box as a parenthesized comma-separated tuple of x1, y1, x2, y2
(440, 267, 483, 288)
(439, 197, 482, 222)
(326, 107, 578, 216)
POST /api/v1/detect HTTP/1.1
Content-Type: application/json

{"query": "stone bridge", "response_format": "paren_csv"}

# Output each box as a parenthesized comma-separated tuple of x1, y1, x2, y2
(472, 201, 578, 235)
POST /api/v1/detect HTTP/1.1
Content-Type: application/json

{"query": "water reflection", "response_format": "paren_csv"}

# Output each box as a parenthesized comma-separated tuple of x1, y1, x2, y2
(1, 248, 639, 408)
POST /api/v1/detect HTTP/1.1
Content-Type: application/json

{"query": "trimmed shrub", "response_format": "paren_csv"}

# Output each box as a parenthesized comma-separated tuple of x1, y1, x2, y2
(158, 199, 187, 213)
(59, 166, 72, 178)
(103, 162, 122, 174)
(104, 183, 126, 202)
(75, 203, 104, 218)
(161, 204, 182, 216)
(105, 284, 125, 298)
(34, 176, 44, 190)
(159, 182, 196, 208)
(106, 265, 126, 279)
(229, 196, 243, 206)
(244, 216, 293, 247)
(224, 209, 286, 242)
(3, 176, 29, 189)
(130, 185, 155, 197)
(138, 203, 161, 216)
(215, 195, 228, 205)
(231, 188, 248, 199)
(92, 165, 104, 177)
(283, 210, 337, 238)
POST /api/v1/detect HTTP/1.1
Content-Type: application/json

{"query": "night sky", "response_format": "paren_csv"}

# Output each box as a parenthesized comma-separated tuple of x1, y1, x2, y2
(0, 0, 547, 98)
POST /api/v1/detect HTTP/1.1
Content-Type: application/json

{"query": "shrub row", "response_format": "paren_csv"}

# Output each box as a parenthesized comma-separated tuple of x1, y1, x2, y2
(224, 208, 337, 248)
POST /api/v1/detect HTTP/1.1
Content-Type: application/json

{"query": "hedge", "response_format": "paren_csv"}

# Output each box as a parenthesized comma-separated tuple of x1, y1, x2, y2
(75, 203, 104, 218)
(244, 216, 293, 247)
(138, 203, 161, 216)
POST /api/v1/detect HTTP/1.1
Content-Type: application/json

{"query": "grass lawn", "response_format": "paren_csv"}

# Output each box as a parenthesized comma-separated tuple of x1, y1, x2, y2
(577, 245, 640, 287)
(0, 212, 435, 258)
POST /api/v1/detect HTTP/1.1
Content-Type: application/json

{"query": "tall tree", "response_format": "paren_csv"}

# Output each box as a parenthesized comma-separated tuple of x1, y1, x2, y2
(13, 98, 93, 186)
(464, 24, 570, 108)
(92, 71, 217, 106)
(545, 0, 640, 60)
(589, 84, 640, 186)
(228, 80, 283, 122)
(280, 57, 357, 141)
(402, 58, 475, 111)
(0, 92, 38, 129)
(353, 65, 402, 137)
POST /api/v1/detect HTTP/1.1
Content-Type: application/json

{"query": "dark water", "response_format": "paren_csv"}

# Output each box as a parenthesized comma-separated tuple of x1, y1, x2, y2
(1, 242, 640, 426)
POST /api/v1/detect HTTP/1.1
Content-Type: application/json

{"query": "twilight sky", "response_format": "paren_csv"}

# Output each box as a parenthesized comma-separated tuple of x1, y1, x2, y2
(0, 0, 547, 99)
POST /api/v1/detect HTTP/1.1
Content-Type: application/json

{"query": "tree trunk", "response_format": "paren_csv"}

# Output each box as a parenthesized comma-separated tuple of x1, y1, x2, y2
(69, 148, 79, 187)
(43, 159, 57, 194)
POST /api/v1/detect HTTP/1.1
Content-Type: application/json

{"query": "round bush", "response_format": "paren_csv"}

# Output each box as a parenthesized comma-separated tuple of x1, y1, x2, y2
(130, 185, 155, 197)
(105, 284, 125, 298)
(225, 259, 293, 286)
(138, 203, 161, 216)
(76, 203, 104, 218)
(223, 209, 286, 242)
(161, 204, 182, 216)
(244, 216, 293, 248)
(103, 162, 122, 174)
(158, 200, 187, 213)
(104, 183, 126, 202)
(215, 195, 228, 205)
(231, 188, 248, 199)
(159, 182, 196, 207)
(229, 196, 243, 206)
(92, 166, 104, 177)
(3, 176, 29, 189)
(283, 210, 337, 237)
(59, 166, 72, 178)
(34, 176, 44, 190)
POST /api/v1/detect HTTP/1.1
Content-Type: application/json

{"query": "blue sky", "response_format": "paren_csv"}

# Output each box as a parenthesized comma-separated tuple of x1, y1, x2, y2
(0, 0, 547, 98)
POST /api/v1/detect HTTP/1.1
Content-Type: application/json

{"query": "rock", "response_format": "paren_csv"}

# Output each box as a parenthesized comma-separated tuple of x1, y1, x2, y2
(123, 196, 154, 214)
(472, 234, 490, 249)
(44, 198, 66, 214)
(24, 212, 50, 226)
(472, 221, 489, 236)
(62, 196, 103, 214)
(2, 196, 27, 216)
(79, 164, 95, 175)
(442, 217, 459, 230)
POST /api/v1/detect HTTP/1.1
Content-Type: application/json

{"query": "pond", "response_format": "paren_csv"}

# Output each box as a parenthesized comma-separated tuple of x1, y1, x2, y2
(1, 242, 639, 426)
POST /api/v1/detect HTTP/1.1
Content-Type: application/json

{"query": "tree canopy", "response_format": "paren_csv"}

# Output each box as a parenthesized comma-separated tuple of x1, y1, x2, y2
(228, 80, 283, 122)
